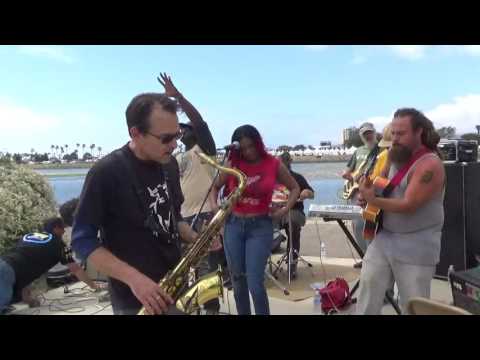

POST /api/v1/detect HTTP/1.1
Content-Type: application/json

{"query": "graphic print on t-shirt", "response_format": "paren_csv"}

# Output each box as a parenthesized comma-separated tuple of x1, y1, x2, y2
(239, 174, 263, 206)
(147, 181, 172, 237)
(147, 182, 171, 236)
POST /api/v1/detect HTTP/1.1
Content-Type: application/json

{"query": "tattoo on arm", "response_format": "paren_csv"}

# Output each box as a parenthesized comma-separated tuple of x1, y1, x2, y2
(421, 170, 434, 184)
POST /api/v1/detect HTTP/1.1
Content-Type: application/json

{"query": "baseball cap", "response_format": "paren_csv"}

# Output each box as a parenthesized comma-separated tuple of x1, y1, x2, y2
(179, 122, 193, 130)
(359, 122, 375, 135)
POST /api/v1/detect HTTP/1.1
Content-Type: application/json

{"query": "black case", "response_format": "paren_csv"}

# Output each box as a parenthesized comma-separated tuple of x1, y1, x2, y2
(450, 267, 480, 314)
(439, 139, 478, 163)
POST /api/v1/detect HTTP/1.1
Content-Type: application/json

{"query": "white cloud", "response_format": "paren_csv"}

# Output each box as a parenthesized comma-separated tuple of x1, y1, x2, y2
(352, 54, 367, 65)
(360, 94, 480, 135)
(358, 115, 393, 133)
(304, 45, 329, 51)
(426, 94, 480, 134)
(0, 99, 61, 132)
(17, 45, 75, 64)
(461, 45, 480, 56)
(387, 45, 427, 61)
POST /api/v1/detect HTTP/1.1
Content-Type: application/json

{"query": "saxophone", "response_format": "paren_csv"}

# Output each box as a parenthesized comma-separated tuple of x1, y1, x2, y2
(138, 151, 246, 315)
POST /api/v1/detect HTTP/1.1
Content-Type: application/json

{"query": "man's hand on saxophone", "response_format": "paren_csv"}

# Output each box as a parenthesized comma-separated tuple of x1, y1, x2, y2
(177, 221, 199, 243)
(128, 271, 174, 315)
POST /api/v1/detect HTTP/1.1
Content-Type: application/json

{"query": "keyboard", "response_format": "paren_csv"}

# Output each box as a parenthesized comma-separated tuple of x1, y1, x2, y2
(308, 204, 364, 220)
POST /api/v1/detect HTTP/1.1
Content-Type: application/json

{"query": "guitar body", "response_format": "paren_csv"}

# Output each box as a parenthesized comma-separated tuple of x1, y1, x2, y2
(362, 176, 390, 241)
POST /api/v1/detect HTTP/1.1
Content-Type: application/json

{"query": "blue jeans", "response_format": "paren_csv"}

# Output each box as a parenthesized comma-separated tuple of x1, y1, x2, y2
(0, 258, 16, 312)
(223, 214, 273, 315)
(184, 212, 227, 313)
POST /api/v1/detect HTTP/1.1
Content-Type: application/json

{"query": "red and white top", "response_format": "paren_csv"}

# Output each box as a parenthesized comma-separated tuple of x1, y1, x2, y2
(225, 155, 280, 215)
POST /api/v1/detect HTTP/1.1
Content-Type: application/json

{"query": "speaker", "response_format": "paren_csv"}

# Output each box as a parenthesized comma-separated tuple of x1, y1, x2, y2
(435, 162, 480, 279)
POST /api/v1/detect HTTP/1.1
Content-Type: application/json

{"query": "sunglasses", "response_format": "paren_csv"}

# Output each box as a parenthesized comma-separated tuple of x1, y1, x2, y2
(147, 130, 183, 144)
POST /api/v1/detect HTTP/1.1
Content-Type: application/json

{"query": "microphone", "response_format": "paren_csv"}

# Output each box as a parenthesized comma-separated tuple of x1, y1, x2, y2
(220, 141, 240, 151)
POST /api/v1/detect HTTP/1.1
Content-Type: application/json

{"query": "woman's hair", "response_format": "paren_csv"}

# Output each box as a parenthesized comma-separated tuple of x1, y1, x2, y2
(393, 108, 441, 156)
(228, 124, 271, 163)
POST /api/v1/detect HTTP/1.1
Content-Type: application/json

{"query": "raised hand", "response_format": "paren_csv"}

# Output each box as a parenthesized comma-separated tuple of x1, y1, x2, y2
(157, 72, 181, 98)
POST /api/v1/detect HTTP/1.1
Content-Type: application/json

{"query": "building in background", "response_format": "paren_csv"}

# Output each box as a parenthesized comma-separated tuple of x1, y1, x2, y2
(342, 127, 357, 145)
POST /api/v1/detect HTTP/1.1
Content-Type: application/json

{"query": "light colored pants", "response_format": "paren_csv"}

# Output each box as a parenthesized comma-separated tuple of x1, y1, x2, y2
(350, 192, 368, 254)
(355, 238, 435, 315)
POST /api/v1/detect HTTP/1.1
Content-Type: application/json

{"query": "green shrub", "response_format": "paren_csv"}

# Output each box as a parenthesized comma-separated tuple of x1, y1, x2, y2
(0, 163, 57, 255)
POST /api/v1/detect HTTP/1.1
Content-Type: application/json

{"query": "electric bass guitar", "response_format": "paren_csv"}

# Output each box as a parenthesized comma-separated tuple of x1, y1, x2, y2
(342, 147, 380, 200)
(342, 158, 369, 200)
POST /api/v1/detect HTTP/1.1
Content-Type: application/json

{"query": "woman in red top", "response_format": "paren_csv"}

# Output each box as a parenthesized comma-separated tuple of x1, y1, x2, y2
(210, 125, 299, 315)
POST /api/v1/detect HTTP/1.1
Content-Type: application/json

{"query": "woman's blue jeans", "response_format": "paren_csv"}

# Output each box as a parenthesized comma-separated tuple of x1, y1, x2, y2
(223, 214, 273, 315)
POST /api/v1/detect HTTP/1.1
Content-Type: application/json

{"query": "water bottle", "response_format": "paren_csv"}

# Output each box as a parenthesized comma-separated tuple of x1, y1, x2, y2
(448, 265, 455, 280)
(313, 289, 322, 312)
(320, 241, 327, 259)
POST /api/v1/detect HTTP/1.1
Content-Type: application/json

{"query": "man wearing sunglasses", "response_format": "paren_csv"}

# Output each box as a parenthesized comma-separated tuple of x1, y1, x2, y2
(72, 88, 199, 315)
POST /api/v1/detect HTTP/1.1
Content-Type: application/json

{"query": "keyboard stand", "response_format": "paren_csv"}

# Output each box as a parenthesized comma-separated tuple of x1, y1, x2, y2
(322, 217, 402, 315)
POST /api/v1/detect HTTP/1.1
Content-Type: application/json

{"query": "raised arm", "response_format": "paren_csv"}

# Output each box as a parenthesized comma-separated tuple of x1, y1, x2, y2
(158, 73, 216, 155)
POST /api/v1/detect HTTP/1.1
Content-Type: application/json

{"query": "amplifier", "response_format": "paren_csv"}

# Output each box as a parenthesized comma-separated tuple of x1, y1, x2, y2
(438, 139, 478, 163)
(450, 267, 480, 314)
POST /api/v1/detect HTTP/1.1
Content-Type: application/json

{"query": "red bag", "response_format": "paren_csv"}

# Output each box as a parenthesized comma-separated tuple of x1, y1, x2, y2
(319, 278, 351, 313)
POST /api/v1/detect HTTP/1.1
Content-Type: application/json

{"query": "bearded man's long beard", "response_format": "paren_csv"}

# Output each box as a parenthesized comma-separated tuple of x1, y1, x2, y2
(389, 144, 412, 167)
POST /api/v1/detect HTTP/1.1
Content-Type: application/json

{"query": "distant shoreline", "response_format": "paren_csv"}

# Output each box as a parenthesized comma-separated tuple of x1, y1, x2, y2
(27, 162, 93, 170)
(26, 155, 350, 170)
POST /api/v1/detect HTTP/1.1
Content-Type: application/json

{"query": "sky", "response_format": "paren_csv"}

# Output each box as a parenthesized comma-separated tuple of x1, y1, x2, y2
(1, 45, 480, 155)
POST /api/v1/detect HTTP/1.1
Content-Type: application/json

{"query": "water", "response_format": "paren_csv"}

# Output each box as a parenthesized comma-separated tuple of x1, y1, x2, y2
(37, 162, 348, 207)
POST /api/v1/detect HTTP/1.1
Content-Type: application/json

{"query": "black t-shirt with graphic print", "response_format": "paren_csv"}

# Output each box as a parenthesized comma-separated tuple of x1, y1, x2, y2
(1, 232, 74, 295)
(74, 144, 183, 312)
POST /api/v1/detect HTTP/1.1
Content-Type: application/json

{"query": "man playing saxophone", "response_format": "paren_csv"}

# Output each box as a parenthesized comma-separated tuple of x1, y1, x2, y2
(72, 91, 199, 315)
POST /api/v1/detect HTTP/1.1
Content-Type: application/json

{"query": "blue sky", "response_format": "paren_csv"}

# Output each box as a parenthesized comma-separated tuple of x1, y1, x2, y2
(1, 45, 480, 155)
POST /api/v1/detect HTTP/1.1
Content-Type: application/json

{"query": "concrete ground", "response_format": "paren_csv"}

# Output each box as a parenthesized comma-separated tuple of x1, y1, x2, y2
(7, 221, 453, 315)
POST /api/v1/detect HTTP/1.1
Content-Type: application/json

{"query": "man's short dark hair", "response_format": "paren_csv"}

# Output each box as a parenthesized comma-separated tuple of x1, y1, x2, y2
(43, 217, 65, 234)
(59, 197, 79, 227)
(126, 93, 179, 134)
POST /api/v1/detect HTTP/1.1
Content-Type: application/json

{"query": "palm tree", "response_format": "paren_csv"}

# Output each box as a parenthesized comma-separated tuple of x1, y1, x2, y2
(55, 145, 59, 158)
(90, 144, 95, 158)
(82, 144, 86, 160)
(65, 144, 69, 155)
(97, 146, 102, 158)
(51, 145, 55, 158)
(60, 147, 64, 160)
(76, 143, 80, 157)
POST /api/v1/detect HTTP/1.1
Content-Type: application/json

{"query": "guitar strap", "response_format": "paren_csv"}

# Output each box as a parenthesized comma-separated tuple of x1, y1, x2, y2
(363, 144, 380, 178)
(376, 146, 432, 233)
(382, 146, 432, 197)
